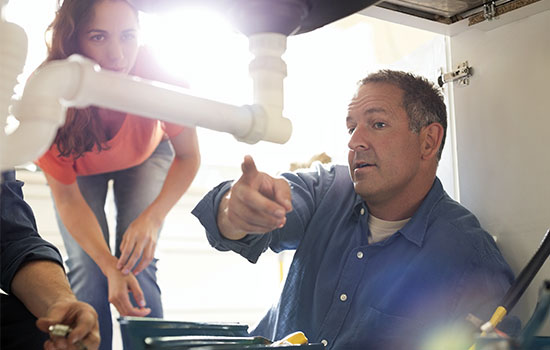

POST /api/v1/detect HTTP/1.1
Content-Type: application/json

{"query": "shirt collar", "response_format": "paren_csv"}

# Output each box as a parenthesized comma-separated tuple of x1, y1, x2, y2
(352, 177, 445, 247)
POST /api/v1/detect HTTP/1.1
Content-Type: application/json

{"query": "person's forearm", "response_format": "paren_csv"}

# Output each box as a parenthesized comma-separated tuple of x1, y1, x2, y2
(46, 175, 117, 274)
(56, 197, 118, 272)
(216, 190, 248, 240)
(142, 151, 200, 224)
(11, 260, 76, 318)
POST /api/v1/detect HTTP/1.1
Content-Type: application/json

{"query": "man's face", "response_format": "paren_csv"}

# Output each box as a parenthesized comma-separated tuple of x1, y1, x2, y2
(347, 82, 424, 206)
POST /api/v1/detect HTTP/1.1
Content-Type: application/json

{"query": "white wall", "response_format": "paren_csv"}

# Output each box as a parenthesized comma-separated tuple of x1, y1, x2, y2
(449, 3, 550, 333)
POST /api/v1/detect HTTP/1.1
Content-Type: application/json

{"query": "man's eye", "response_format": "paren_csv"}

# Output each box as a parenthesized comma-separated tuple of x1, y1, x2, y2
(373, 122, 386, 129)
(347, 127, 355, 135)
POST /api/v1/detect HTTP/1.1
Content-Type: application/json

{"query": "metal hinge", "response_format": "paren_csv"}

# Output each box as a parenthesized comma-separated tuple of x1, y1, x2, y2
(438, 61, 473, 87)
(483, 1, 497, 20)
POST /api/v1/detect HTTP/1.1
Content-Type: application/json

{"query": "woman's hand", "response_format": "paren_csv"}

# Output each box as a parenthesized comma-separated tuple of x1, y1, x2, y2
(117, 126, 200, 276)
(104, 266, 151, 317)
(43, 175, 150, 317)
(117, 212, 161, 275)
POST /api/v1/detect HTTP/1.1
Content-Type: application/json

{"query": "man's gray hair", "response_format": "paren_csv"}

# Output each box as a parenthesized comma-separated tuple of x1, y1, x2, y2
(359, 70, 447, 160)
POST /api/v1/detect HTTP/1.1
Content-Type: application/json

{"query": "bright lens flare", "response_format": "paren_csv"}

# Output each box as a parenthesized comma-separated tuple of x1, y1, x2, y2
(140, 7, 252, 104)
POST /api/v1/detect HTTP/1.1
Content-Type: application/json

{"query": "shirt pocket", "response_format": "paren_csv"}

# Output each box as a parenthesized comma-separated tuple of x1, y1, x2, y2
(338, 306, 424, 350)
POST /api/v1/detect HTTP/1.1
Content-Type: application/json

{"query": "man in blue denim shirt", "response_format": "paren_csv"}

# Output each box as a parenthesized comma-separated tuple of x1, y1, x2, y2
(192, 70, 516, 350)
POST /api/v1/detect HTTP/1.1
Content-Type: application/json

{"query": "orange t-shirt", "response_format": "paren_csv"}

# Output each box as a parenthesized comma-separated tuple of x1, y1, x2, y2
(36, 116, 184, 184)
(36, 46, 188, 185)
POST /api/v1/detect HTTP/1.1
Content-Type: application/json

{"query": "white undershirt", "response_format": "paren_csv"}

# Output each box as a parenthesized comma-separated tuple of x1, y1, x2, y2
(367, 215, 411, 244)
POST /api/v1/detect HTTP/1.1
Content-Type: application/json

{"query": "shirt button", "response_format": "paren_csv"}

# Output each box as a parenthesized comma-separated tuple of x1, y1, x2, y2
(356, 251, 364, 259)
(321, 339, 328, 346)
(340, 293, 348, 302)
(360, 208, 365, 215)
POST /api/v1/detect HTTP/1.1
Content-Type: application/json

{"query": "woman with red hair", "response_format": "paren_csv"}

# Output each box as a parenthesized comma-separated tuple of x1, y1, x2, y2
(35, 1, 200, 349)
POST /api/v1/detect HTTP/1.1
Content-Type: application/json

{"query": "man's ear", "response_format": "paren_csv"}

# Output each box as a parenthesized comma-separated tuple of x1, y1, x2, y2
(420, 123, 444, 160)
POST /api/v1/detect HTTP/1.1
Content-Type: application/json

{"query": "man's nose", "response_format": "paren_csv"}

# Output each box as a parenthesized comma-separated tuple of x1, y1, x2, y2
(348, 125, 369, 150)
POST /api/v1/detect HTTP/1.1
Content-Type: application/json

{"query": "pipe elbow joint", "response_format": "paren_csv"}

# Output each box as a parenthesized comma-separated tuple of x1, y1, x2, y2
(235, 104, 292, 144)
(12, 56, 89, 124)
(4, 55, 93, 169)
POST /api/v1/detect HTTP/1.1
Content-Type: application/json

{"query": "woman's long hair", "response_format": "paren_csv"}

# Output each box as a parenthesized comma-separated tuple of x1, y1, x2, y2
(45, 0, 136, 159)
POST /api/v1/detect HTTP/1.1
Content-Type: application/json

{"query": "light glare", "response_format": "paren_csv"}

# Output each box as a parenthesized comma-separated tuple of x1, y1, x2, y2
(140, 7, 251, 105)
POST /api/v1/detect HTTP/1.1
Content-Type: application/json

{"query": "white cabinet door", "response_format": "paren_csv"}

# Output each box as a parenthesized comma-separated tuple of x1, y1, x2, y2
(449, 2, 550, 333)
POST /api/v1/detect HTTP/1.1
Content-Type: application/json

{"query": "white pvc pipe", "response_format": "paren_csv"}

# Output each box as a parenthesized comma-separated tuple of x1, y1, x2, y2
(248, 33, 292, 143)
(3, 53, 293, 170)
(2, 32, 295, 170)
(0, 15, 28, 170)
(2, 59, 84, 170)
(63, 55, 254, 137)
(2, 121, 61, 171)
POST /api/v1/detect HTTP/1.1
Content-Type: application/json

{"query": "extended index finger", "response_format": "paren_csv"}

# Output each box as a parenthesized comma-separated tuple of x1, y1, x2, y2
(121, 241, 146, 275)
(240, 155, 259, 183)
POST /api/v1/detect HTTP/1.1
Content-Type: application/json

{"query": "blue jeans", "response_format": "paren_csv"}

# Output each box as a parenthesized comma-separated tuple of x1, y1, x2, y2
(55, 140, 174, 350)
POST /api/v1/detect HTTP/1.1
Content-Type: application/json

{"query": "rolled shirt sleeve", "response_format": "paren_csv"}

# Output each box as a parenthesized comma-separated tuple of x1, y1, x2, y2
(191, 180, 273, 263)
